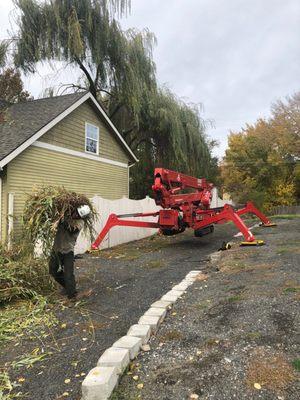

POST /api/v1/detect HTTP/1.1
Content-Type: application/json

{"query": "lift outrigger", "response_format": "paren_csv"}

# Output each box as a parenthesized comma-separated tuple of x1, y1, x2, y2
(92, 168, 276, 250)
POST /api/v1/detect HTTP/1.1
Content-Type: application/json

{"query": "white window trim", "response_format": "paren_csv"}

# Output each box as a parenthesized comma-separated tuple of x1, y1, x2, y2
(85, 122, 99, 155)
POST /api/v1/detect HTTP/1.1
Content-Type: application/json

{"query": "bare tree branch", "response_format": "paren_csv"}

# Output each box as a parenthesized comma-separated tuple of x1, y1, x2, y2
(99, 88, 112, 96)
(74, 57, 97, 97)
(109, 102, 123, 119)
(130, 137, 157, 150)
(122, 126, 135, 138)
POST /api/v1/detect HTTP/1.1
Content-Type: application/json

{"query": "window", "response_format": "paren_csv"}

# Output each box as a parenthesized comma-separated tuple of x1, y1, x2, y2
(85, 123, 99, 154)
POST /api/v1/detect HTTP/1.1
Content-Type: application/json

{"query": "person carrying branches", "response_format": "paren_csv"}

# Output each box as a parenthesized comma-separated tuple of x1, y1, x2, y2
(49, 204, 93, 300)
(23, 186, 97, 300)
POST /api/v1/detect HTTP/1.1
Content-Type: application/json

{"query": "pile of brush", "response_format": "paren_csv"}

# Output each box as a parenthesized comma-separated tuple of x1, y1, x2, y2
(23, 186, 96, 255)
(0, 186, 96, 303)
(0, 244, 54, 303)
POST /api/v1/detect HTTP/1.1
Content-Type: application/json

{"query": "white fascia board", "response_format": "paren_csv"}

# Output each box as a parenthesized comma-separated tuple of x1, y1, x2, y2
(0, 92, 91, 169)
(87, 93, 139, 163)
(32, 141, 128, 168)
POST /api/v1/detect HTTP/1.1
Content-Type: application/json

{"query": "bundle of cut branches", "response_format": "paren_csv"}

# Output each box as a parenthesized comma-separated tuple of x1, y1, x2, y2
(22, 186, 96, 254)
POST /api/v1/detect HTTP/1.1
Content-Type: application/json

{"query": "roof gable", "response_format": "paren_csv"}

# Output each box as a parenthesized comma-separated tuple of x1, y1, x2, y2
(0, 92, 137, 168)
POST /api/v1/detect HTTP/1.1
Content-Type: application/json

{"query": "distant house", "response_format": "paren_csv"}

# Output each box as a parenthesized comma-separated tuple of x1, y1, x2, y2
(0, 91, 137, 242)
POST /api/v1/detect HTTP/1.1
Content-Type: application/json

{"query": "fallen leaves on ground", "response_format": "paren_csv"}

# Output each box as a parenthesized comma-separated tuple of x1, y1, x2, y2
(246, 348, 295, 391)
(254, 383, 261, 390)
(195, 273, 208, 281)
(12, 350, 51, 369)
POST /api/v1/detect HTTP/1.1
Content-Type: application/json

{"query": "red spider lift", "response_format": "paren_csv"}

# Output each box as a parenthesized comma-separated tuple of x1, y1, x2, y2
(91, 168, 276, 250)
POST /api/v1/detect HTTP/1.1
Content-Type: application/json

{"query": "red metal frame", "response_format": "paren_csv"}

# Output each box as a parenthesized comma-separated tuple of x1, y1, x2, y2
(92, 212, 160, 249)
(91, 168, 273, 249)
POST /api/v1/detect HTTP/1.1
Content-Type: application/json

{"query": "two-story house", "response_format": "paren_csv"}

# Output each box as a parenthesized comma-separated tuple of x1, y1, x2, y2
(0, 91, 137, 242)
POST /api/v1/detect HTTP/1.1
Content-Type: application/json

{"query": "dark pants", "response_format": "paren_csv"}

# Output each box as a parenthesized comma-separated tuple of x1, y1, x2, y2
(49, 251, 77, 298)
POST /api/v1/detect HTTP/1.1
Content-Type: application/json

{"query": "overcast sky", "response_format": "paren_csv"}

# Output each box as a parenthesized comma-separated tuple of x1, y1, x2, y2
(0, 0, 299, 157)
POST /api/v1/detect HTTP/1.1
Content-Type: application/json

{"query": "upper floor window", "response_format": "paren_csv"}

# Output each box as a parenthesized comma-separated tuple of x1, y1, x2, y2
(85, 123, 99, 154)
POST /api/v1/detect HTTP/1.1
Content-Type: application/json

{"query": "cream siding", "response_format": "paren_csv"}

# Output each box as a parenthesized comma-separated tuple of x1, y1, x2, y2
(40, 101, 129, 164)
(7, 146, 129, 236)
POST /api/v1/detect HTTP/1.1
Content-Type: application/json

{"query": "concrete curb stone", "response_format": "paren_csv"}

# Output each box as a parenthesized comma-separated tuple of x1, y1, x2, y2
(186, 271, 201, 278)
(112, 336, 142, 360)
(184, 276, 196, 281)
(172, 283, 189, 291)
(161, 289, 185, 303)
(81, 269, 203, 399)
(151, 300, 172, 309)
(97, 347, 130, 374)
(181, 279, 194, 285)
(138, 315, 161, 331)
(82, 366, 118, 400)
(143, 307, 167, 321)
(127, 324, 151, 344)
(160, 293, 180, 303)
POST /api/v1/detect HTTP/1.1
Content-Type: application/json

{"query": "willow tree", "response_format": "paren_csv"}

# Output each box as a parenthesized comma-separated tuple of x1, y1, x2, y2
(13, 0, 156, 125)
(13, 0, 218, 197)
(129, 88, 218, 198)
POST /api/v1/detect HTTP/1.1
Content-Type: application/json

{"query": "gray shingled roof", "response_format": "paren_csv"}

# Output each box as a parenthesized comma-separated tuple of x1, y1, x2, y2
(0, 91, 87, 162)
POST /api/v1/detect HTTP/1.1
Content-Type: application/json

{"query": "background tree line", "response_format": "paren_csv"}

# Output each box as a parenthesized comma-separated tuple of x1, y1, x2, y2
(221, 92, 300, 212)
(0, 0, 218, 198)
